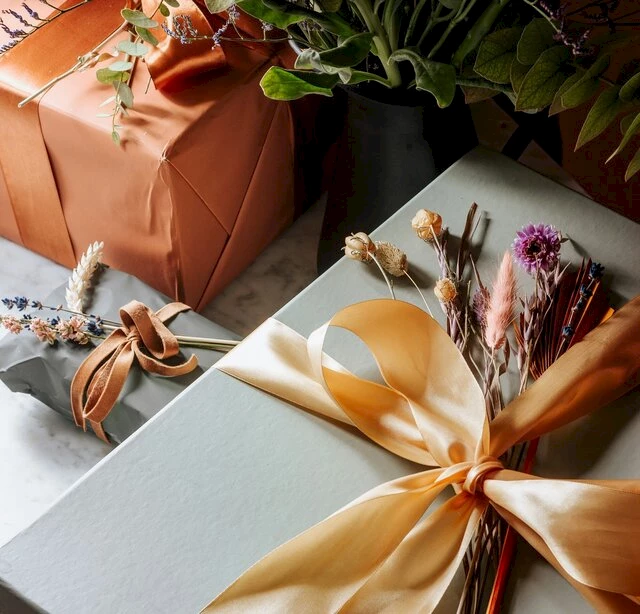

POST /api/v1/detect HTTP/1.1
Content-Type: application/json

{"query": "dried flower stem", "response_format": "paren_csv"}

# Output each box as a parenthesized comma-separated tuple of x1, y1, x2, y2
(370, 254, 396, 299)
(402, 270, 432, 316)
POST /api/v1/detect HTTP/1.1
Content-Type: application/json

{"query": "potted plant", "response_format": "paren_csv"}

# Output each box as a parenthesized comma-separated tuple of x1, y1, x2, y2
(202, 0, 639, 267)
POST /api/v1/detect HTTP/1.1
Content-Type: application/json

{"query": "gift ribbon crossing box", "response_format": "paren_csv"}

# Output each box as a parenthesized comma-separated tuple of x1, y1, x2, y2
(0, 149, 638, 613)
(0, 0, 297, 310)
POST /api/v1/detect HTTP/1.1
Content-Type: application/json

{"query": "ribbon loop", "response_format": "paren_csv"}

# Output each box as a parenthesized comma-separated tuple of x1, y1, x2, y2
(462, 456, 504, 496)
(71, 301, 197, 443)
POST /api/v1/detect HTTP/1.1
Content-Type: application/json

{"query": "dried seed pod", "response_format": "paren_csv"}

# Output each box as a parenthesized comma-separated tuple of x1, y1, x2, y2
(344, 232, 376, 262)
(374, 241, 408, 277)
(411, 209, 443, 242)
(434, 278, 457, 303)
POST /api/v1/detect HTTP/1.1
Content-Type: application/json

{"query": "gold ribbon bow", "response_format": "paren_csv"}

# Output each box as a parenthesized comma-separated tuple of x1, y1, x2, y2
(204, 297, 640, 613)
(71, 301, 198, 443)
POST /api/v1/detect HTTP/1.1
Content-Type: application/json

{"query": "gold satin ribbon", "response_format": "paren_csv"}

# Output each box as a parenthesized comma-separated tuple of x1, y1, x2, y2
(71, 301, 198, 443)
(204, 297, 640, 613)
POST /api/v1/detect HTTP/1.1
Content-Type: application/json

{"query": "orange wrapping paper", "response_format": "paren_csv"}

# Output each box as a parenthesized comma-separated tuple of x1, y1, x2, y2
(0, 0, 296, 309)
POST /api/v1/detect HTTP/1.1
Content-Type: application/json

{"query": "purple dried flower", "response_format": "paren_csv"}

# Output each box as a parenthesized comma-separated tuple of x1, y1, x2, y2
(512, 223, 562, 275)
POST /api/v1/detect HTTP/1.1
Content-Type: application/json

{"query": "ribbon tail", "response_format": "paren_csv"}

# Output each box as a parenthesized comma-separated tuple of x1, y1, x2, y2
(202, 468, 452, 613)
(339, 493, 484, 613)
(484, 471, 640, 607)
(135, 345, 199, 376)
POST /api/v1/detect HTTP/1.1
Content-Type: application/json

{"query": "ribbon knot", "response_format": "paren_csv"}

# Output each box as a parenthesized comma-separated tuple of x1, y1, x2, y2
(71, 301, 198, 443)
(462, 456, 504, 496)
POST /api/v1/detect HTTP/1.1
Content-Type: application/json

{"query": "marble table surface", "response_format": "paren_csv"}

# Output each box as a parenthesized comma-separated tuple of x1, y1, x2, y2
(0, 199, 323, 548)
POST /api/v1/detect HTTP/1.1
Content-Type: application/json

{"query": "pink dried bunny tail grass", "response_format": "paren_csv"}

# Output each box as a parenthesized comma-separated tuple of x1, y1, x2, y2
(485, 251, 517, 350)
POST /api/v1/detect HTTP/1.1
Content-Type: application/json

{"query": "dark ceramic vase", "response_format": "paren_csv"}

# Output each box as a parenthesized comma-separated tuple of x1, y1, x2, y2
(317, 86, 478, 272)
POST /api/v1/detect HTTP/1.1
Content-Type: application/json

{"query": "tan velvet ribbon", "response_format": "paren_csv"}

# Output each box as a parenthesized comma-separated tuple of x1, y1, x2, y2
(204, 296, 640, 613)
(71, 301, 198, 443)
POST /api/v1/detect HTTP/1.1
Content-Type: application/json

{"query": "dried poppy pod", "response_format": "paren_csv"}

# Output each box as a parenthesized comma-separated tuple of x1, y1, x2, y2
(411, 209, 443, 242)
(344, 232, 376, 262)
(434, 278, 457, 303)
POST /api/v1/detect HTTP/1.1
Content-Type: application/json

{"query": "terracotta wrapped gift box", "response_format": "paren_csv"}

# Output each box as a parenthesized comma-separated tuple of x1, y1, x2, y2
(0, 0, 297, 310)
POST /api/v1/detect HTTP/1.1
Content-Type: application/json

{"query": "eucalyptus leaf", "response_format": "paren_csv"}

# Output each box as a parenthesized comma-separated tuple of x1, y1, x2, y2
(390, 49, 456, 107)
(576, 86, 626, 149)
(164, 0, 180, 6)
(516, 46, 570, 111)
(474, 27, 521, 84)
(159, 3, 170, 16)
(295, 33, 374, 70)
(116, 82, 134, 108)
(109, 60, 134, 72)
(112, 131, 121, 146)
(121, 8, 158, 28)
(205, 0, 236, 12)
(136, 26, 159, 46)
(619, 71, 640, 102)
(607, 112, 640, 162)
(96, 68, 129, 84)
(625, 147, 640, 181)
(549, 71, 581, 116)
(510, 58, 529, 95)
(517, 18, 555, 66)
(260, 66, 339, 100)
(117, 41, 149, 57)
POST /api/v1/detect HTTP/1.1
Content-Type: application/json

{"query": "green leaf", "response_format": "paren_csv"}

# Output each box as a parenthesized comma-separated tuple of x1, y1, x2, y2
(576, 86, 626, 149)
(462, 86, 499, 104)
(109, 60, 134, 72)
(121, 8, 158, 28)
(116, 82, 134, 108)
(112, 130, 121, 146)
(560, 54, 609, 110)
(625, 148, 640, 181)
(607, 112, 640, 162)
(439, 0, 462, 8)
(517, 18, 555, 66)
(474, 27, 522, 85)
(260, 67, 339, 100)
(239, 0, 354, 36)
(510, 58, 529, 95)
(390, 49, 456, 108)
(345, 70, 391, 87)
(117, 41, 149, 56)
(549, 71, 582, 115)
(621, 113, 636, 134)
(135, 26, 159, 46)
(159, 3, 170, 16)
(164, 0, 180, 6)
(619, 71, 640, 102)
(295, 33, 374, 71)
(205, 0, 236, 11)
(96, 68, 129, 84)
(516, 46, 570, 111)
(316, 0, 342, 12)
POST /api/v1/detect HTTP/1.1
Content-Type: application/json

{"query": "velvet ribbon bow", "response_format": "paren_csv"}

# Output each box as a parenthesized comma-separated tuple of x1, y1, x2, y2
(71, 301, 198, 443)
(204, 297, 640, 613)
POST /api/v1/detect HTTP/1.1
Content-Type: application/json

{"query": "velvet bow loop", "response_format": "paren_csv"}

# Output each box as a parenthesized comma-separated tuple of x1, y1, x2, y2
(71, 301, 198, 443)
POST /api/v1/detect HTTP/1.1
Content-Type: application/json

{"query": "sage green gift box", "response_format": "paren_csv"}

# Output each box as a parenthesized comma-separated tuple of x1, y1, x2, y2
(0, 149, 639, 613)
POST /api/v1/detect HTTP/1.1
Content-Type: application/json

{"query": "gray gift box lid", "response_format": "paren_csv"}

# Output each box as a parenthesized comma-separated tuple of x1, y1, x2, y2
(1, 148, 639, 614)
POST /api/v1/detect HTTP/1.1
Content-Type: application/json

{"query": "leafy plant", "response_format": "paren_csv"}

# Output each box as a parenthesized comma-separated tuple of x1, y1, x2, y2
(203, 0, 640, 179)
